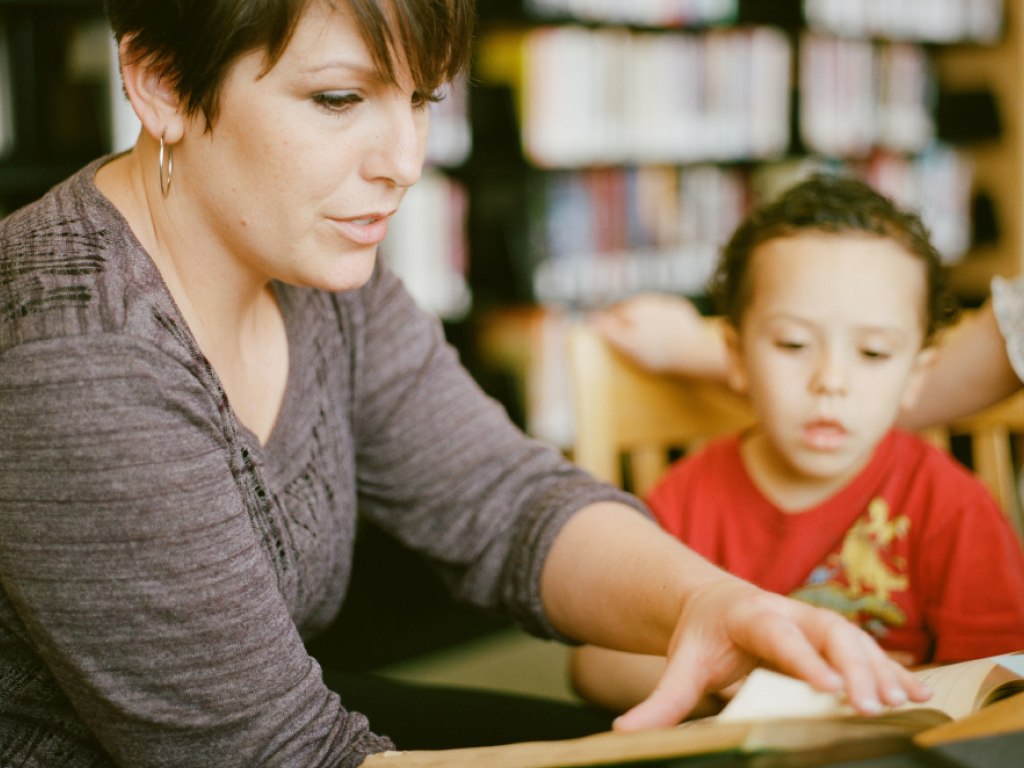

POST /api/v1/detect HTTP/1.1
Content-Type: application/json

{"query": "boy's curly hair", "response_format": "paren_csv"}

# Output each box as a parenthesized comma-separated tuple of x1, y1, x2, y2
(708, 173, 959, 343)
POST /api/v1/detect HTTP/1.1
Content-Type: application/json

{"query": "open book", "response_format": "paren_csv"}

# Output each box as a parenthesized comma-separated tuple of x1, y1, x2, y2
(363, 651, 1024, 768)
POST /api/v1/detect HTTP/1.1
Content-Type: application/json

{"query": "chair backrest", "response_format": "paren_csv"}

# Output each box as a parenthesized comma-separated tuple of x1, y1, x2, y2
(921, 392, 1024, 540)
(567, 323, 755, 498)
(568, 322, 1024, 541)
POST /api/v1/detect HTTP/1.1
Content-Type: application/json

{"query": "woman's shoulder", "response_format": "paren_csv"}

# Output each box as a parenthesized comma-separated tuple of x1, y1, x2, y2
(0, 159, 184, 359)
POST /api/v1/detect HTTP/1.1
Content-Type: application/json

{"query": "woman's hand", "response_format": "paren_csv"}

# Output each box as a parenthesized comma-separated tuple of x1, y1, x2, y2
(612, 579, 931, 731)
(589, 293, 729, 380)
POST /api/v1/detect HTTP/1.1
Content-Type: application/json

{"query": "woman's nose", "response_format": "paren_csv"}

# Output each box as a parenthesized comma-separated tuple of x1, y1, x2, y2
(366, 103, 427, 188)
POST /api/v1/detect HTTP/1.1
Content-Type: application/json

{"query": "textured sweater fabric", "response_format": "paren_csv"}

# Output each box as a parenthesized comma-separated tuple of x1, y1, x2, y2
(0, 158, 645, 767)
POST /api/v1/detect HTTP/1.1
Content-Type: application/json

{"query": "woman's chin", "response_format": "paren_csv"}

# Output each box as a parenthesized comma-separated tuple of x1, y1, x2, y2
(298, 252, 379, 293)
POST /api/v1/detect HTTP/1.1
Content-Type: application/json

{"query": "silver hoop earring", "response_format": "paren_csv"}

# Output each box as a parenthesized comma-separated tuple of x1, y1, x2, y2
(159, 132, 174, 198)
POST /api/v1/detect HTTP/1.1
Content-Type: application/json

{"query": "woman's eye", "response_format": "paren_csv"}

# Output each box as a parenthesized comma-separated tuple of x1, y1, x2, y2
(413, 90, 443, 109)
(313, 91, 362, 112)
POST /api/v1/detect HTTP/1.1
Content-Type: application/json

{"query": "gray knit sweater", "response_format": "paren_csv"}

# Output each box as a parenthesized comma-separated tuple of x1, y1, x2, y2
(0, 159, 644, 767)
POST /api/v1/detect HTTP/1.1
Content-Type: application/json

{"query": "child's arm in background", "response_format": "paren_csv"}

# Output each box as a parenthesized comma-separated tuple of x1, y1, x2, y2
(570, 645, 668, 715)
(571, 644, 736, 723)
(590, 293, 730, 381)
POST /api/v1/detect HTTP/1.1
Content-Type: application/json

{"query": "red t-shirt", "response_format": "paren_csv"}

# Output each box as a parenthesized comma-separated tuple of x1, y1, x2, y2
(647, 429, 1024, 664)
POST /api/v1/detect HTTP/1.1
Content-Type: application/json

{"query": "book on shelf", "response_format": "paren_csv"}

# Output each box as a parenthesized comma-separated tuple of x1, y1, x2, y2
(363, 651, 1024, 768)
(804, 0, 1004, 43)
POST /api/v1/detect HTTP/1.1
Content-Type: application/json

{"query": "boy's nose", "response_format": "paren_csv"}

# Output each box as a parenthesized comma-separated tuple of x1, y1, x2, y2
(811, 353, 848, 396)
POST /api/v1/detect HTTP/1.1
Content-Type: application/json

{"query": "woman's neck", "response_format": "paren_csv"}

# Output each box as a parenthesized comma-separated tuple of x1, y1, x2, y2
(95, 150, 290, 445)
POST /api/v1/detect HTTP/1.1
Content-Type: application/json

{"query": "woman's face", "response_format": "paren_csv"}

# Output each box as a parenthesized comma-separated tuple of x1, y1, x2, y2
(171, 0, 431, 292)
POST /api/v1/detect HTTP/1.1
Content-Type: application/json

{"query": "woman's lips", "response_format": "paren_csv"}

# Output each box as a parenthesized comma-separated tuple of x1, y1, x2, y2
(330, 213, 391, 246)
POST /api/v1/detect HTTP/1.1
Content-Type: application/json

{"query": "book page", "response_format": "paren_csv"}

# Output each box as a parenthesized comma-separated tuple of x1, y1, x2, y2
(717, 668, 857, 721)
(911, 652, 1024, 719)
(718, 652, 1024, 723)
(365, 654, 1024, 768)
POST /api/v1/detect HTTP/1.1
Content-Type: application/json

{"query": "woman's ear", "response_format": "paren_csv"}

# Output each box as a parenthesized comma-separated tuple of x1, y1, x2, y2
(723, 324, 750, 395)
(899, 345, 937, 412)
(117, 36, 185, 144)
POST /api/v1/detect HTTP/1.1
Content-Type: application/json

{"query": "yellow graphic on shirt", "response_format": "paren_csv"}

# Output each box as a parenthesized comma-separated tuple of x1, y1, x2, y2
(789, 497, 909, 637)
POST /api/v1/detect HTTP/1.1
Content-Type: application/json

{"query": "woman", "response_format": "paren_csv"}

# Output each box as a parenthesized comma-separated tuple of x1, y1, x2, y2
(0, 1, 926, 766)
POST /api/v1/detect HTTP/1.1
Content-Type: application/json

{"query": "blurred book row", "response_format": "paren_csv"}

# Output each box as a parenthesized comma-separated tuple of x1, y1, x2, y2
(523, 0, 1003, 41)
(481, 26, 792, 167)
(804, 0, 1003, 42)
(525, 0, 738, 27)
(479, 25, 954, 168)
(528, 148, 973, 310)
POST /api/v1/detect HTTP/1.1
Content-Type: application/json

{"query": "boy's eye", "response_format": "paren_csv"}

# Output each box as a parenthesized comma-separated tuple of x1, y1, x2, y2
(775, 339, 807, 352)
(313, 91, 362, 111)
(861, 348, 892, 361)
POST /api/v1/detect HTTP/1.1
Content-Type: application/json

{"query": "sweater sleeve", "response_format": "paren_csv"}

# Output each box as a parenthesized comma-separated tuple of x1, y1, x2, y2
(347, 266, 649, 640)
(0, 335, 391, 768)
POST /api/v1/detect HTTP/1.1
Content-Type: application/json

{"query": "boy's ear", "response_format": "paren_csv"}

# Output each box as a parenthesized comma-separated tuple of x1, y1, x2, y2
(117, 36, 186, 144)
(899, 345, 937, 412)
(722, 324, 750, 395)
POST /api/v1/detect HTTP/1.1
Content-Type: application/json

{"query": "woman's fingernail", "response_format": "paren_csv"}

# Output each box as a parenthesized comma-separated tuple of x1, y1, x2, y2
(859, 697, 883, 715)
(887, 688, 907, 706)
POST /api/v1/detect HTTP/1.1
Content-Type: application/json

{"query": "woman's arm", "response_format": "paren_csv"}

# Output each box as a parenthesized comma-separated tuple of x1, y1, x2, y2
(541, 502, 930, 730)
(898, 300, 1021, 429)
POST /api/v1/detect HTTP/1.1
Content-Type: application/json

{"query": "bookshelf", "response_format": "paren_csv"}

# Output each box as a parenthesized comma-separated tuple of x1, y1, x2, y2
(0, 0, 114, 215)
(466, 0, 1016, 445)
(932, 0, 1024, 300)
(381, 76, 474, 320)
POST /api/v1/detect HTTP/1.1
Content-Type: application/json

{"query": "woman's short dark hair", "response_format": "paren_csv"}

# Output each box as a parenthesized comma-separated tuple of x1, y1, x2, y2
(104, 0, 475, 128)
(708, 172, 958, 343)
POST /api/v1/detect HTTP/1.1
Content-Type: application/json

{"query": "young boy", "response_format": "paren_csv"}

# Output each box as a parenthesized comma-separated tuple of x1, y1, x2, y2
(572, 174, 1024, 717)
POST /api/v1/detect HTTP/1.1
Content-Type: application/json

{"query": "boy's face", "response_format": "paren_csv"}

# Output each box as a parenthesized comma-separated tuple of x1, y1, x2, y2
(724, 232, 933, 496)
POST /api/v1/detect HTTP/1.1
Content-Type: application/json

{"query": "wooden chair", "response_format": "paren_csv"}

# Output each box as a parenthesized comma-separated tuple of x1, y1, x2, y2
(567, 322, 1024, 541)
(567, 323, 754, 498)
(921, 392, 1024, 540)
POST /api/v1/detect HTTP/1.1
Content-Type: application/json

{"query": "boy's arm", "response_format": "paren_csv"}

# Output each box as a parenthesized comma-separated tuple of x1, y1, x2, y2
(590, 293, 730, 381)
(570, 646, 751, 719)
(570, 645, 668, 714)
